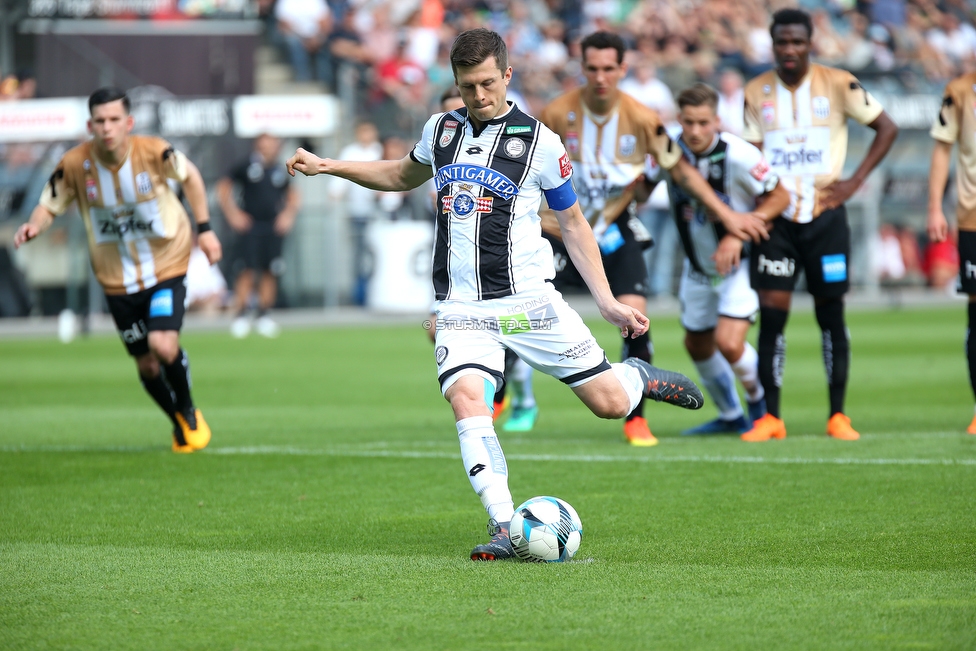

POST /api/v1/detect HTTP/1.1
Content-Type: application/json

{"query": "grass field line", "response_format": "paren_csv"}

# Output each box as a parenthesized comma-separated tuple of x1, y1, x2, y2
(5, 444, 973, 466)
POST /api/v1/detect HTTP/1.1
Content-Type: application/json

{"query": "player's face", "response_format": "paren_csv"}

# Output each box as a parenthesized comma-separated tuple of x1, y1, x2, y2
(678, 104, 720, 154)
(772, 24, 811, 80)
(454, 57, 512, 125)
(88, 100, 133, 157)
(582, 47, 626, 102)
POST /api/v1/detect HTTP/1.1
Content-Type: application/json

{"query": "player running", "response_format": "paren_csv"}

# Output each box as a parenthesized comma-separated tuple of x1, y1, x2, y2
(648, 83, 789, 435)
(13, 87, 222, 453)
(740, 8, 898, 442)
(927, 71, 976, 434)
(538, 31, 770, 446)
(288, 29, 767, 561)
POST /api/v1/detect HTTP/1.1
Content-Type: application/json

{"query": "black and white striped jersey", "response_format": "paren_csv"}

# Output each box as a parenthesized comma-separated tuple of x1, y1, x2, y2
(651, 131, 777, 277)
(411, 103, 575, 301)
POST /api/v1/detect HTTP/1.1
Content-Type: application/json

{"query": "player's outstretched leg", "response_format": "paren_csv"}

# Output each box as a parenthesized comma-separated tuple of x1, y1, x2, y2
(622, 358, 704, 410)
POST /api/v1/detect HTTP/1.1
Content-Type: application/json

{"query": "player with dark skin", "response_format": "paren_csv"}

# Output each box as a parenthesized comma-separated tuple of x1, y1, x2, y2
(750, 23, 898, 319)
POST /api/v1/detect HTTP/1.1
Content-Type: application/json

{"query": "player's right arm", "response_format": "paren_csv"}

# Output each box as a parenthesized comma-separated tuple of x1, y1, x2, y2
(13, 204, 56, 248)
(286, 148, 432, 191)
(14, 161, 75, 248)
(928, 80, 960, 244)
(928, 141, 953, 243)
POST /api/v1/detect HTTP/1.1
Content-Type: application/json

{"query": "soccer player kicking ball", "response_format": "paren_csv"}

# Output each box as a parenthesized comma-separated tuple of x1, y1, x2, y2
(740, 9, 898, 442)
(289, 29, 766, 560)
(14, 87, 222, 453)
(928, 72, 976, 435)
(648, 83, 790, 435)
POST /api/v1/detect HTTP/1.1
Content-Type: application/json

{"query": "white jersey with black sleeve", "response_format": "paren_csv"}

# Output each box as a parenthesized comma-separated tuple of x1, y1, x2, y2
(410, 103, 577, 301)
(655, 131, 777, 278)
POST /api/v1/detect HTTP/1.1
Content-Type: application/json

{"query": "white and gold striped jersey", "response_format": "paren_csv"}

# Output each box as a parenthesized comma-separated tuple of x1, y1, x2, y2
(743, 63, 883, 223)
(40, 136, 193, 295)
(540, 89, 681, 228)
(930, 72, 976, 231)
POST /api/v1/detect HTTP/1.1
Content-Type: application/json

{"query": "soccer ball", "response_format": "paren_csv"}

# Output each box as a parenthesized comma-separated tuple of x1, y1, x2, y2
(510, 496, 583, 562)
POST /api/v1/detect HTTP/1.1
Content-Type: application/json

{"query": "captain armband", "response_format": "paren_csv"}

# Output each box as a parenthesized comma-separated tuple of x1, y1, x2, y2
(543, 179, 577, 211)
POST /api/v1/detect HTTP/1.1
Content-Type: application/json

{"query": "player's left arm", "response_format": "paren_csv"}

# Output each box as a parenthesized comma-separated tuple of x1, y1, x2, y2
(822, 77, 899, 210)
(179, 155, 222, 265)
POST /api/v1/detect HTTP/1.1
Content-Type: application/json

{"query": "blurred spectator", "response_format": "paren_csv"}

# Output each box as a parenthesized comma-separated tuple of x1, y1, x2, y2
(811, 9, 848, 65)
(927, 10, 976, 72)
(0, 74, 18, 101)
(218, 134, 300, 338)
(923, 226, 960, 293)
(372, 33, 429, 137)
(328, 121, 383, 305)
(845, 12, 876, 72)
(658, 36, 697, 94)
(873, 223, 907, 283)
(275, 0, 334, 86)
(716, 68, 745, 136)
(327, 9, 372, 96)
(620, 55, 676, 123)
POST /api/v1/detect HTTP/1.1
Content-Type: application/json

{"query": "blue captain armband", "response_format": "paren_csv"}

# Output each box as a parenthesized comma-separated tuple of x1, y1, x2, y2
(543, 179, 577, 211)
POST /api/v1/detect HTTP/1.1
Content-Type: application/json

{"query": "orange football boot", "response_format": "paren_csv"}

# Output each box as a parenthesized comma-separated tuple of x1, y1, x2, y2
(826, 413, 859, 440)
(740, 413, 787, 442)
(623, 416, 658, 446)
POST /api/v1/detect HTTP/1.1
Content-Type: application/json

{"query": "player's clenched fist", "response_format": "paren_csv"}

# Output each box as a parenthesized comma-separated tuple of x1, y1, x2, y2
(13, 223, 40, 248)
(286, 148, 325, 177)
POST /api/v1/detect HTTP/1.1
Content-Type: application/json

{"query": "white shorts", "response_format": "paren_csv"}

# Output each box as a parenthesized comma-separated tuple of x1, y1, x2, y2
(678, 259, 759, 332)
(433, 284, 611, 395)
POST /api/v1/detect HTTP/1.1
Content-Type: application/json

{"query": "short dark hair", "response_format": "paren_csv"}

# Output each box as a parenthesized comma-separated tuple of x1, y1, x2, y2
(677, 83, 719, 111)
(770, 8, 813, 40)
(580, 31, 627, 64)
(450, 28, 508, 74)
(88, 87, 130, 115)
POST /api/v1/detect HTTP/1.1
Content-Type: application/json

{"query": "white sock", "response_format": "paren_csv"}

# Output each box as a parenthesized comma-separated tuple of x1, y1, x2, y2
(694, 351, 743, 420)
(730, 343, 764, 403)
(611, 362, 643, 413)
(457, 416, 514, 523)
(507, 357, 536, 409)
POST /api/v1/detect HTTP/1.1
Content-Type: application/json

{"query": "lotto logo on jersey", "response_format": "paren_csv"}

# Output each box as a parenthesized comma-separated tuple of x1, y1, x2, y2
(442, 192, 492, 218)
(559, 153, 572, 179)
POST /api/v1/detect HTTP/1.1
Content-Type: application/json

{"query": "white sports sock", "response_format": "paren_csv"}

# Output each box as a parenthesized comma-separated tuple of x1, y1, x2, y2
(457, 416, 514, 523)
(507, 357, 536, 409)
(730, 342, 764, 403)
(694, 351, 743, 420)
(611, 363, 643, 413)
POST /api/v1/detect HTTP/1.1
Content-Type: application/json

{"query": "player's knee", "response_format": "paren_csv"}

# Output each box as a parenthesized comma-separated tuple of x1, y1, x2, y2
(715, 334, 744, 362)
(136, 354, 160, 378)
(592, 390, 631, 420)
(684, 331, 713, 361)
(149, 334, 179, 365)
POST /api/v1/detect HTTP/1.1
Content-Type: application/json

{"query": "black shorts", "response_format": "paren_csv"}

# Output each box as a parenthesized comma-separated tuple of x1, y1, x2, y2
(958, 230, 976, 294)
(546, 214, 649, 297)
(105, 275, 187, 357)
(241, 222, 284, 275)
(749, 205, 851, 298)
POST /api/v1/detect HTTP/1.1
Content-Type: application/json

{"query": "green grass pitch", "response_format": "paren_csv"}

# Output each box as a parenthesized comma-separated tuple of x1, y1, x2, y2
(1, 305, 975, 650)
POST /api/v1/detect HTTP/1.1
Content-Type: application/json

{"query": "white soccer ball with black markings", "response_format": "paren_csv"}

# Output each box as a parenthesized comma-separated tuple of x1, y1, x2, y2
(510, 496, 583, 562)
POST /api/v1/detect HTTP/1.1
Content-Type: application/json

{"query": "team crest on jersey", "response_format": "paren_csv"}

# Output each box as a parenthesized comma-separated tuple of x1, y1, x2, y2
(135, 171, 152, 195)
(812, 96, 830, 120)
(435, 346, 448, 365)
(565, 131, 579, 155)
(619, 134, 637, 157)
(439, 120, 459, 147)
(86, 178, 98, 202)
(442, 190, 493, 219)
(762, 101, 775, 124)
(504, 138, 526, 158)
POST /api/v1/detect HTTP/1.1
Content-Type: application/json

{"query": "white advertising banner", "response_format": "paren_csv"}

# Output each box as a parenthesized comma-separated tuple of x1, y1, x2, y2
(0, 98, 89, 143)
(233, 95, 339, 138)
